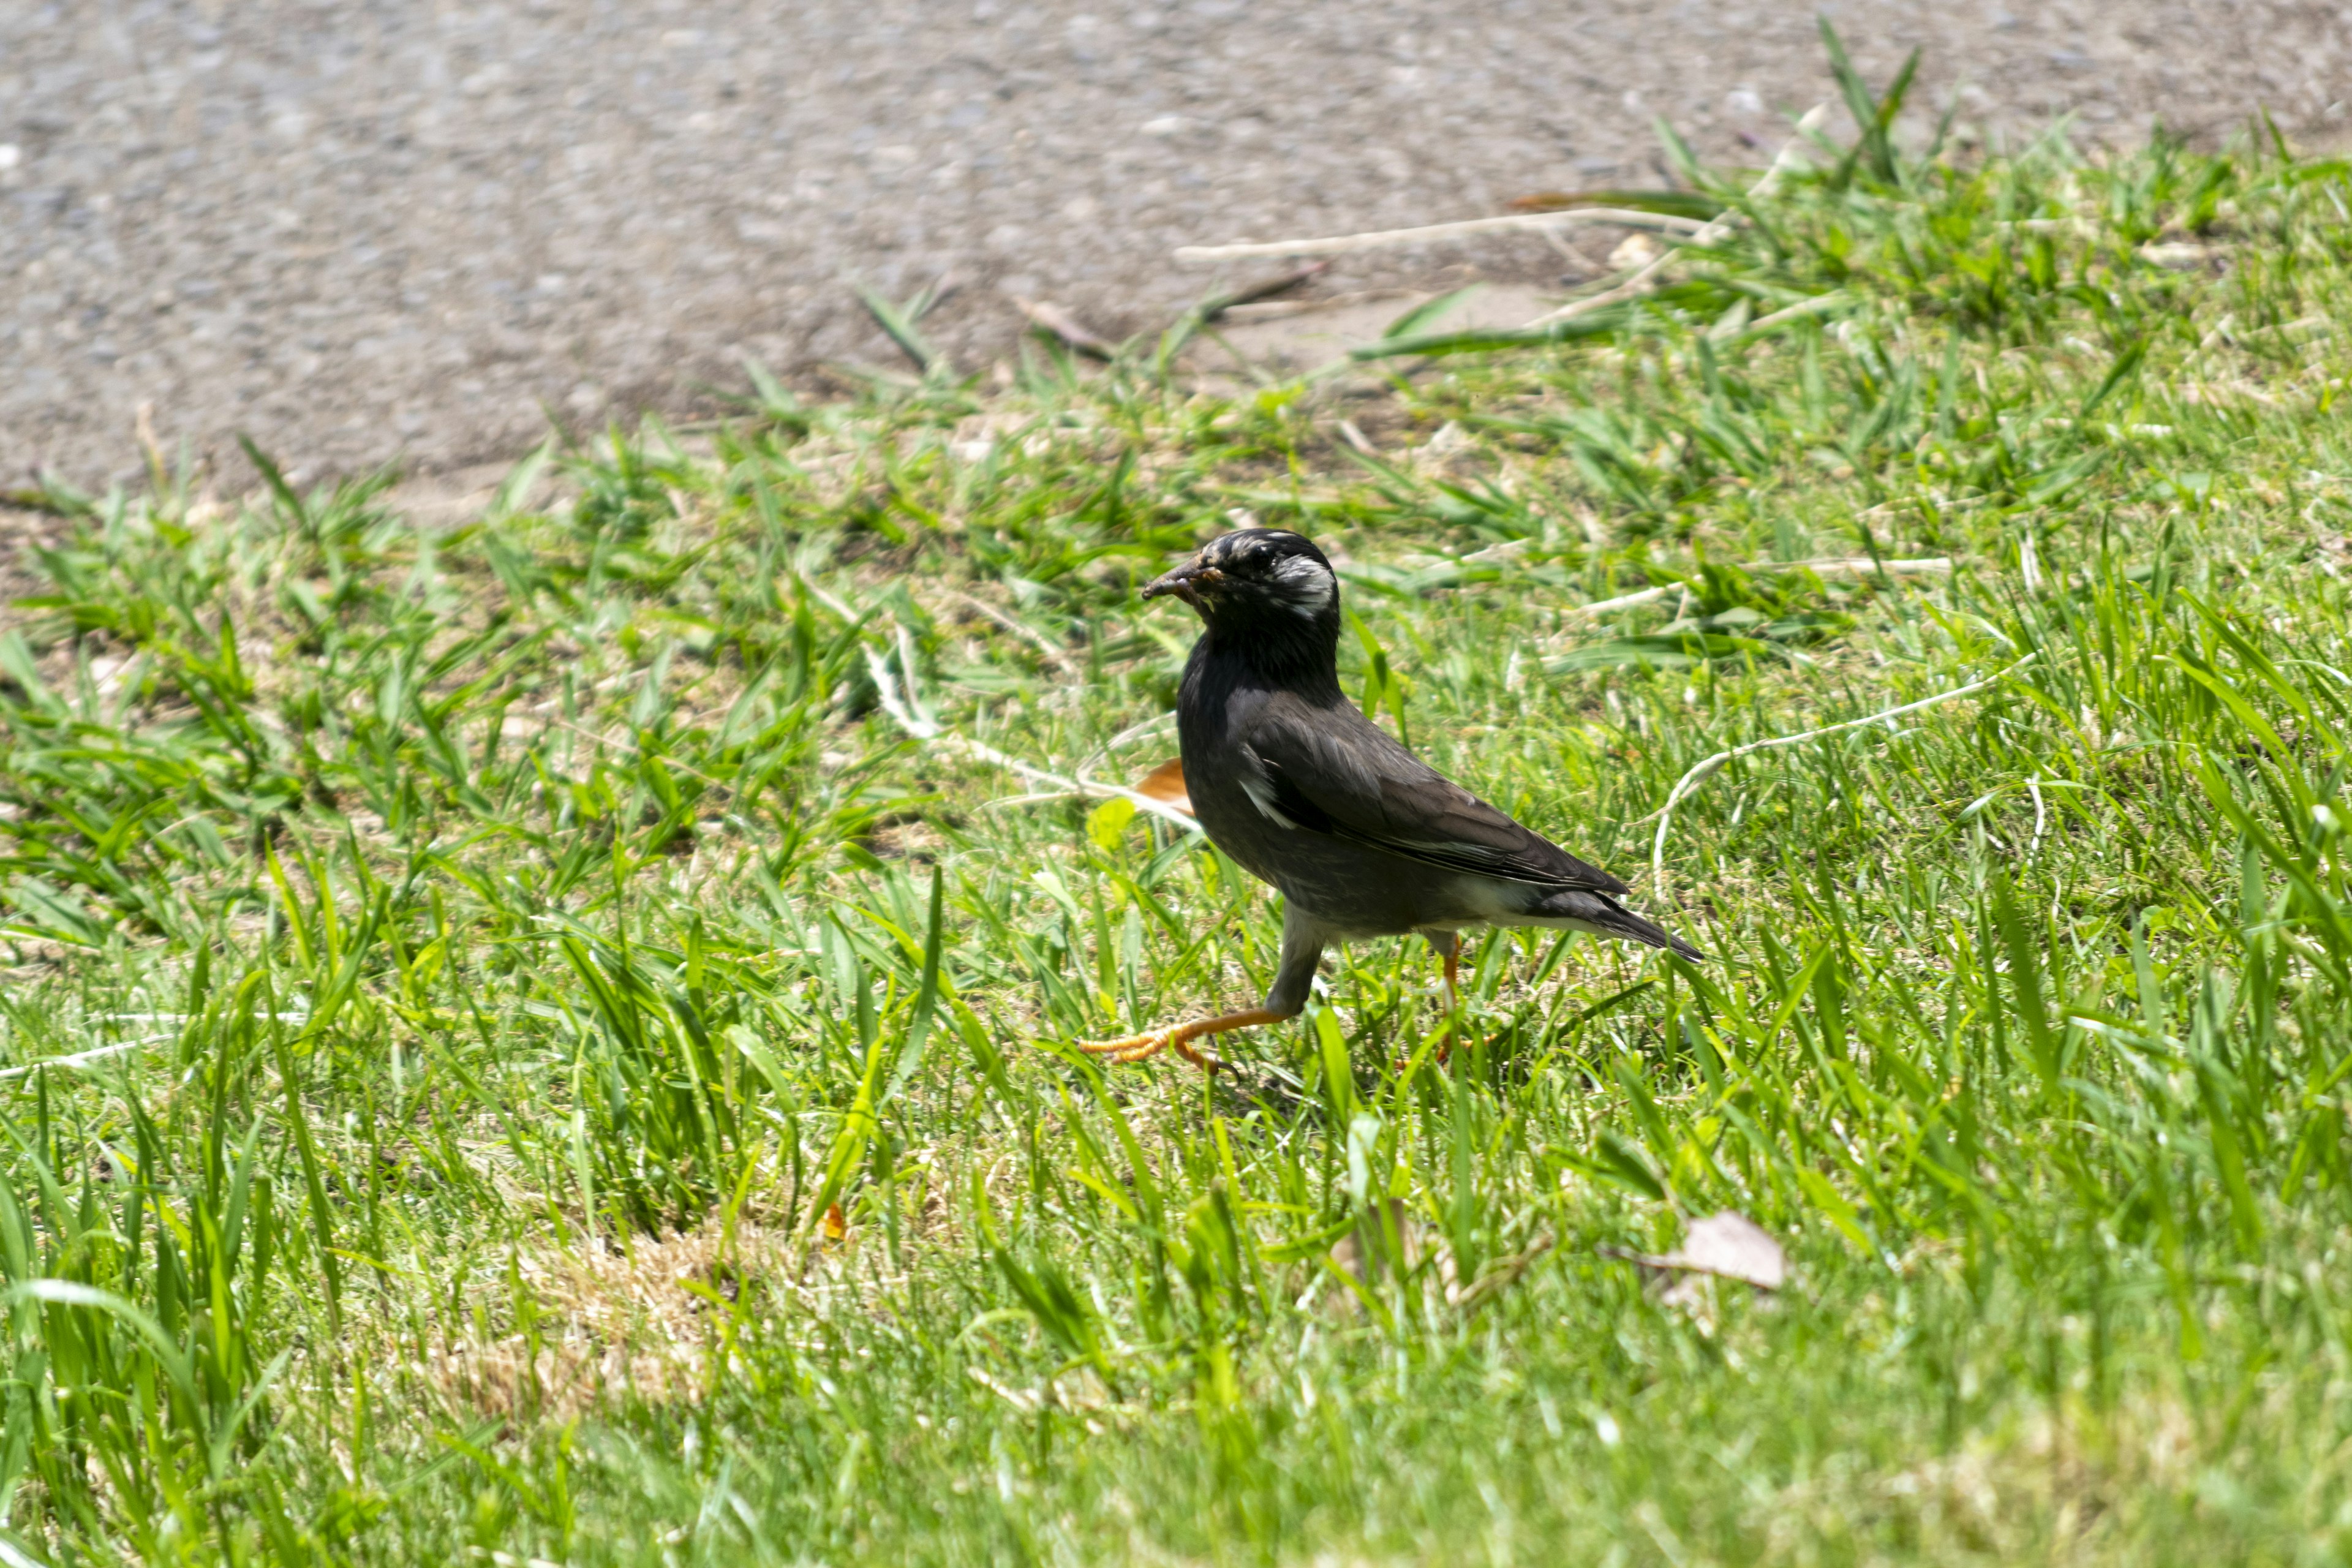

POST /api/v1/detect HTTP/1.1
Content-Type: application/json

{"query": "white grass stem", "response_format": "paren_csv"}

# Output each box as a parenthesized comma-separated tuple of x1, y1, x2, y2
(1174, 208, 1708, 265)
(865, 647, 1202, 834)
(1732, 292, 1852, 337)
(1649, 653, 2038, 892)
(1572, 585, 1675, 617)
(0, 1034, 169, 1080)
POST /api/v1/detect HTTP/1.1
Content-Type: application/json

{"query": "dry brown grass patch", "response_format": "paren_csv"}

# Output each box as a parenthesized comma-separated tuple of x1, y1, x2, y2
(426, 1217, 788, 1423)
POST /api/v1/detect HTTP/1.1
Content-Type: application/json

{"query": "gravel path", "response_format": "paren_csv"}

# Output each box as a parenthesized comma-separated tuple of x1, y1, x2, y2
(8, 1, 2348, 488)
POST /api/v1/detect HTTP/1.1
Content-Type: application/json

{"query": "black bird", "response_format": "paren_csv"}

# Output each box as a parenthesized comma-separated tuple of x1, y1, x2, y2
(1084, 527, 1702, 1069)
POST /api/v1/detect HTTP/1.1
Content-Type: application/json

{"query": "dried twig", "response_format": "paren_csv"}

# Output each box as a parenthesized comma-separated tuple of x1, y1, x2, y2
(1175, 208, 1708, 265)
(1648, 652, 2038, 892)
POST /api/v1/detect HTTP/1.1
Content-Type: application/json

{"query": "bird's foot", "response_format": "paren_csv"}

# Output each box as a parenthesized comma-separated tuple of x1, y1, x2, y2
(1076, 1008, 1290, 1071)
(1077, 1028, 1224, 1069)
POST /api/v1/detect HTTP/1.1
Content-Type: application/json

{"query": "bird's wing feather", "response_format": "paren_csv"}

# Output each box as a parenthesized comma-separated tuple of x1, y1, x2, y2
(1240, 694, 1629, 894)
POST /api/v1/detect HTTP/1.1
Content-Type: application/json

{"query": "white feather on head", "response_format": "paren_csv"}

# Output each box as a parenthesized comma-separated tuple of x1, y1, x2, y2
(1268, 552, 1336, 617)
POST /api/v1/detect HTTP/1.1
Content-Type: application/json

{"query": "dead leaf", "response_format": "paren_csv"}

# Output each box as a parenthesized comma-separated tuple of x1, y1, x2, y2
(1131, 756, 1191, 815)
(1612, 1210, 1786, 1290)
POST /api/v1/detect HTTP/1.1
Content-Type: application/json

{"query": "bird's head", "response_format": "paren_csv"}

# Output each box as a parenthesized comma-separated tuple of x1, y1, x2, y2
(1142, 529, 1341, 638)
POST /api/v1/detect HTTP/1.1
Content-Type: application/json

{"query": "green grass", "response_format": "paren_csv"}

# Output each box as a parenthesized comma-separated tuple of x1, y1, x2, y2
(8, 80, 2352, 1565)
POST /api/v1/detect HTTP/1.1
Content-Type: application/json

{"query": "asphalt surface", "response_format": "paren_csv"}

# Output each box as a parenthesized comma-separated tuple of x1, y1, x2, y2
(7, 1, 2350, 489)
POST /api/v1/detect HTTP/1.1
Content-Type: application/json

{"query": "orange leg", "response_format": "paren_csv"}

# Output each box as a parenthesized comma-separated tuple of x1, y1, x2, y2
(1079, 1008, 1293, 1071)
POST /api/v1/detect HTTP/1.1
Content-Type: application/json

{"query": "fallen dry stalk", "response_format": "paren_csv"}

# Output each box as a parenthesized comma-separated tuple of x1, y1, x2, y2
(1175, 207, 1708, 265)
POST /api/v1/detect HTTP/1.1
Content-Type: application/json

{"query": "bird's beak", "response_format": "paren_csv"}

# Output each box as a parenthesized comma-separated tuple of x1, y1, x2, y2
(1142, 559, 1223, 608)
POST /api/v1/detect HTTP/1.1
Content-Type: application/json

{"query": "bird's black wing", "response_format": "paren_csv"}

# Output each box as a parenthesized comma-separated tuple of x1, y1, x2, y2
(1238, 692, 1629, 894)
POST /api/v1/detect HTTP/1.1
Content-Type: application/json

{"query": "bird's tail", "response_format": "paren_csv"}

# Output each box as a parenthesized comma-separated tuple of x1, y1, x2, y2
(1526, 888, 1705, 962)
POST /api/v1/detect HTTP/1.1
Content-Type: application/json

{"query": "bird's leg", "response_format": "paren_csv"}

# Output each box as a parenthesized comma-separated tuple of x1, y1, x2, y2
(1077, 906, 1327, 1073)
(1078, 1008, 1291, 1069)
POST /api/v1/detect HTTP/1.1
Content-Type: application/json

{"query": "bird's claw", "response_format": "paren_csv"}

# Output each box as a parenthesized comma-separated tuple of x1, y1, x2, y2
(1077, 1028, 1225, 1071)
(1073, 1007, 1288, 1072)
